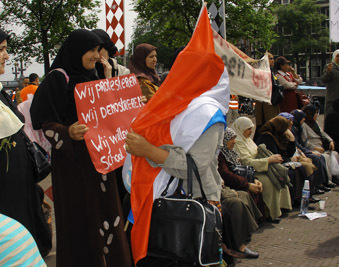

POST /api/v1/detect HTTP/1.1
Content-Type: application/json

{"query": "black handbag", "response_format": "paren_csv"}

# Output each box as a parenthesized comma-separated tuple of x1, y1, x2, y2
(230, 165, 255, 183)
(271, 73, 284, 105)
(21, 130, 51, 183)
(147, 154, 223, 266)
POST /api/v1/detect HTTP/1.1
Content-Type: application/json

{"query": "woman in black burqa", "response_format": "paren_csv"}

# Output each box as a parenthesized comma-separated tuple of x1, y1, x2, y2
(30, 29, 132, 267)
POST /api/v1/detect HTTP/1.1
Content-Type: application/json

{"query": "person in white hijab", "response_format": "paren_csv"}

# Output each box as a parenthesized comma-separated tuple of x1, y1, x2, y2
(323, 49, 339, 117)
(232, 117, 292, 223)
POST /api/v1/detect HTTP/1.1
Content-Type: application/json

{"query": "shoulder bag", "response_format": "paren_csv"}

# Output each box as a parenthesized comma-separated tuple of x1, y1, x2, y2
(230, 165, 255, 183)
(271, 73, 284, 105)
(147, 153, 223, 266)
(21, 130, 51, 183)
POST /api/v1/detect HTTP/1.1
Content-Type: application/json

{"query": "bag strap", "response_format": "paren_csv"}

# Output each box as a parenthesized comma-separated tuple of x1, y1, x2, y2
(20, 128, 33, 146)
(159, 154, 207, 201)
(160, 176, 184, 197)
(186, 153, 207, 201)
(49, 68, 69, 84)
(160, 176, 175, 197)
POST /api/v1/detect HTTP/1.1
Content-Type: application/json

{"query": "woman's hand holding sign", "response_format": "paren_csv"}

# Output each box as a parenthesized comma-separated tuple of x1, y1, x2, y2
(69, 121, 89, 141)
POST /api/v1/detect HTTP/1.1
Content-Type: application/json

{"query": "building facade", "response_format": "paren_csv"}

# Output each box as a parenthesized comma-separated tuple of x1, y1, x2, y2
(273, 0, 339, 85)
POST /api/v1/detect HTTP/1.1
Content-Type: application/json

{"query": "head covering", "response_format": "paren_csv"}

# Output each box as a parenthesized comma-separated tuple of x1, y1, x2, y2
(291, 109, 305, 127)
(274, 56, 290, 71)
(278, 112, 294, 121)
(231, 117, 258, 153)
(92, 29, 118, 79)
(128, 43, 161, 86)
(302, 104, 322, 134)
(50, 29, 102, 84)
(231, 117, 254, 142)
(0, 30, 23, 138)
(31, 29, 102, 128)
(92, 29, 118, 57)
(0, 29, 9, 44)
(220, 127, 241, 166)
(290, 109, 306, 145)
(332, 49, 339, 65)
(0, 83, 24, 138)
(259, 116, 290, 150)
(302, 104, 318, 123)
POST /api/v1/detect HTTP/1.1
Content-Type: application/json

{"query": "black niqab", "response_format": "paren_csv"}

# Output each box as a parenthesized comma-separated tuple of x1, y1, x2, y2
(31, 29, 102, 128)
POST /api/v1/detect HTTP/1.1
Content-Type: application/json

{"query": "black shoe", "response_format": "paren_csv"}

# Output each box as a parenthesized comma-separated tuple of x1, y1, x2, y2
(242, 247, 259, 259)
(332, 176, 339, 186)
(266, 217, 281, 224)
(323, 186, 331, 192)
(309, 197, 320, 203)
(326, 182, 336, 188)
(314, 188, 325, 195)
(318, 185, 331, 192)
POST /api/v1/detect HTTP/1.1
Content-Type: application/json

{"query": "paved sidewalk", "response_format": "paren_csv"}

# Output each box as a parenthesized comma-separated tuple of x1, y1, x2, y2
(237, 187, 339, 267)
(237, 114, 339, 266)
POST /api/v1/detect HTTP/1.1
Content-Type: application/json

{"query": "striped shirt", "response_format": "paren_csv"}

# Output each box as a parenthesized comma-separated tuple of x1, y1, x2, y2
(0, 214, 46, 267)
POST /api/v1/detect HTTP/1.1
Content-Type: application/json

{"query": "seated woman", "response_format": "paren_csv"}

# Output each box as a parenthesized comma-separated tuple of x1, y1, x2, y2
(217, 128, 263, 259)
(220, 185, 260, 259)
(232, 117, 292, 223)
(291, 109, 331, 193)
(218, 127, 265, 215)
(256, 116, 317, 207)
(302, 104, 338, 188)
(128, 43, 161, 102)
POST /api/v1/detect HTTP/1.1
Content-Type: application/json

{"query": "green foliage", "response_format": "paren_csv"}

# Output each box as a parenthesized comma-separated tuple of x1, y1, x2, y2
(0, 0, 100, 73)
(273, 0, 328, 57)
(225, 0, 277, 50)
(130, 0, 277, 69)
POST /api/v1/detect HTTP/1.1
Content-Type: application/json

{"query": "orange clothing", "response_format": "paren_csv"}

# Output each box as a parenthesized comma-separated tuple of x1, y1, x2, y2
(20, 84, 38, 102)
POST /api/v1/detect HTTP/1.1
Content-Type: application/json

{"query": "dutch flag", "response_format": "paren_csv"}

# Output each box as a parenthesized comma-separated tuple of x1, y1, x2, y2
(129, 5, 230, 264)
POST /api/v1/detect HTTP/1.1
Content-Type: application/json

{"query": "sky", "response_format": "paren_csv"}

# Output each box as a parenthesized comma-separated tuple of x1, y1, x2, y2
(1, 0, 137, 81)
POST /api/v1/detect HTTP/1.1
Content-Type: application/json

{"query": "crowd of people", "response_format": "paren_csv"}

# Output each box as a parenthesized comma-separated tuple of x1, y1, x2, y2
(1, 22, 339, 267)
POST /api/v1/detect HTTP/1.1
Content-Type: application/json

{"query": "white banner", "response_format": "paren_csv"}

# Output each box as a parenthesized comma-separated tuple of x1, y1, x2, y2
(330, 0, 339, 42)
(213, 30, 272, 103)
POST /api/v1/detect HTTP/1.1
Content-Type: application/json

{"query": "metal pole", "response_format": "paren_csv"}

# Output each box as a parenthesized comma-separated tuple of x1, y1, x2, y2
(221, 0, 226, 40)
(123, 0, 127, 67)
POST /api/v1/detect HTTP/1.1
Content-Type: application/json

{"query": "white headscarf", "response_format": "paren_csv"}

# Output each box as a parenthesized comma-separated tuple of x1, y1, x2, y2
(332, 49, 339, 65)
(231, 116, 258, 154)
(0, 83, 24, 139)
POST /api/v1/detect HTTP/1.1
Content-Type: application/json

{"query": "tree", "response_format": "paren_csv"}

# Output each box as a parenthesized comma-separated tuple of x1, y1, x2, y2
(0, 0, 100, 74)
(224, 0, 277, 56)
(273, 0, 328, 70)
(130, 0, 277, 69)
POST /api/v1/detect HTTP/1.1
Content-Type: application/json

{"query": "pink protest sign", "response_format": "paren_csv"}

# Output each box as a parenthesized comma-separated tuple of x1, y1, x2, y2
(74, 74, 144, 174)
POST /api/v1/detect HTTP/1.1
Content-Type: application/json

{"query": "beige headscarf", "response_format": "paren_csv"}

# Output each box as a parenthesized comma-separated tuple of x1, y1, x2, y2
(231, 116, 258, 153)
(0, 83, 24, 139)
(332, 49, 339, 66)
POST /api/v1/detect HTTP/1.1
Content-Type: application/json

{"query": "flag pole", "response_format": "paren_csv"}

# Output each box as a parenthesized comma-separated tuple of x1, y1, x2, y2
(222, 0, 226, 40)
(123, 0, 127, 67)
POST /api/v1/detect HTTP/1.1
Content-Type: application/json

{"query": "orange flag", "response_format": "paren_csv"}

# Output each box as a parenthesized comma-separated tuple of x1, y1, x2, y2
(130, 5, 227, 264)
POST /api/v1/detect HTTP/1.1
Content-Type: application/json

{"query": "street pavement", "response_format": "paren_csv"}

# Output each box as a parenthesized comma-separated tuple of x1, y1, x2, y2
(39, 114, 339, 267)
